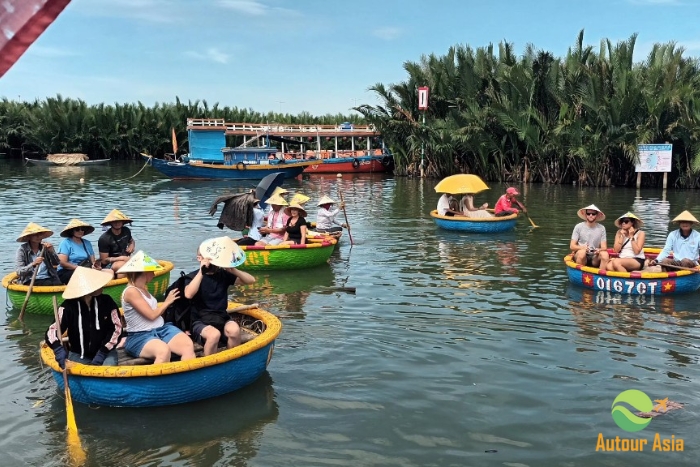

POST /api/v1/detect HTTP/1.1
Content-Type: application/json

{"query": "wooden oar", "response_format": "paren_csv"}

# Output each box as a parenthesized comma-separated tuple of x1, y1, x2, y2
(18, 246, 45, 321)
(337, 188, 354, 245)
(525, 213, 539, 229)
(51, 296, 86, 466)
(659, 263, 700, 272)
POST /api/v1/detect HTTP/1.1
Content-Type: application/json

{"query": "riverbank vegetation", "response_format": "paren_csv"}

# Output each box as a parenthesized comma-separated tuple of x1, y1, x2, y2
(358, 31, 700, 187)
(0, 96, 361, 160)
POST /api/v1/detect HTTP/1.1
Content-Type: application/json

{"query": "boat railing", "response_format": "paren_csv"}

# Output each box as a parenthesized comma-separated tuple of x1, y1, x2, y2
(187, 118, 226, 128)
(221, 122, 377, 133)
(280, 149, 388, 160)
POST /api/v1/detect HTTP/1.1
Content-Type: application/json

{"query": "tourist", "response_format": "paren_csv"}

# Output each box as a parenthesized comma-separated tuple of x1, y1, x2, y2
(650, 210, 700, 271)
(255, 194, 289, 246)
(57, 219, 100, 284)
(606, 212, 646, 272)
(98, 209, 135, 272)
(315, 195, 346, 233)
(570, 204, 609, 269)
(119, 251, 195, 363)
(15, 222, 61, 286)
(45, 267, 122, 367)
(281, 202, 308, 245)
(494, 187, 525, 216)
(236, 198, 265, 246)
(437, 193, 463, 216)
(460, 193, 493, 218)
(185, 237, 255, 356)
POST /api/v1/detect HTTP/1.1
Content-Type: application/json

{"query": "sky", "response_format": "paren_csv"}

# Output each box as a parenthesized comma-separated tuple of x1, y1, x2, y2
(0, 0, 699, 116)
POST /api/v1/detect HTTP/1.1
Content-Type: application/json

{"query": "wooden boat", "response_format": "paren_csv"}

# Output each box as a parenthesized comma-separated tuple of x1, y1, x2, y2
(303, 153, 393, 173)
(40, 303, 281, 407)
(564, 248, 700, 295)
(430, 210, 518, 233)
(25, 157, 110, 166)
(2, 260, 173, 315)
(238, 239, 337, 270)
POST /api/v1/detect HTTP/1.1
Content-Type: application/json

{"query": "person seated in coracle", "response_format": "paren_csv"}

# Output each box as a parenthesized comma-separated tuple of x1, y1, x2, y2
(494, 187, 526, 217)
(98, 209, 136, 273)
(118, 251, 195, 364)
(460, 193, 493, 219)
(236, 198, 265, 246)
(437, 193, 463, 216)
(281, 202, 308, 245)
(255, 195, 289, 246)
(570, 204, 610, 269)
(315, 195, 347, 233)
(45, 267, 122, 368)
(57, 218, 101, 284)
(606, 212, 646, 272)
(649, 210, 700, 271)
(185, 237, 255, 356)
(15, 222, 62, 286)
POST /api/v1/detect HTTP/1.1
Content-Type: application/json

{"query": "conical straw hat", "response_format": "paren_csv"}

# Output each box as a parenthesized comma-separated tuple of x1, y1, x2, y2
(199, 236, 246, 268)
(290, 193, 310, 206)
(614, 212, 644, 228)
(577, 204, 606, 221)
(672, 210, 699, 224)
(265, 194, 288, 206)
(62, 267, 114, 299)
(271, 186, 288, 197)
(17, 222, 53, 242)
(284, 202, 308, 218)
(60, 219, 95, 237)
(317, 195, 336, 206)
(101, 209, 133, 226)
(116, 251, 163, 274)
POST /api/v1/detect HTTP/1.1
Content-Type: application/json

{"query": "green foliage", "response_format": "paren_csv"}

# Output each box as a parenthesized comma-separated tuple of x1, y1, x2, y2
(359, 30, 700, 187)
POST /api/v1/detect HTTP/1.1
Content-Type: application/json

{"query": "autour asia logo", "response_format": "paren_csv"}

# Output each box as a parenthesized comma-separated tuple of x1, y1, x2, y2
(596, 389, 684, 452)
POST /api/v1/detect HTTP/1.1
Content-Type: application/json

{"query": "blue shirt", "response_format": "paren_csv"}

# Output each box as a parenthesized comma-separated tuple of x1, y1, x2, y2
(57, 238, 95, 270)
(656, 229, 700, 262)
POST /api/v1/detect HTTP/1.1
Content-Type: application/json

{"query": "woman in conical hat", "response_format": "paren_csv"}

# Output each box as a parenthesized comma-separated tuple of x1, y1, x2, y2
(56, 218, 100, 284)
(281, 202, 308, 245)
(98, 209, 136, 273)
(117, 251, 195, 363)
(315, 195, 346, 233)
(255, 194, 289, 246)
(651, 210, 700, 270)
(44, 267, 122, 368)
(15, 222, 62, 286)
(607, 212, 646, 272)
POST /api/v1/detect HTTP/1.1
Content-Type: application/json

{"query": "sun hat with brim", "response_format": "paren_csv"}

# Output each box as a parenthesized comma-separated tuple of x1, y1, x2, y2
(62, 267, 114, 299)
(672, 210, 700, 224)
(614, 212, 644, 228)
(577, 204, 606, 221)
(284, 202, 308, 217)
(266, 194, 288, 206)
(17, 222, 53, 243)
(60, 219, 95, 237)
(101, 209, 133, 226)
(290, 193, 310, 206)
(116, 250, 164, 274)
(317, 195, 337, 206)
(271, 186, 289, 197)
(199, 236, 246, 268)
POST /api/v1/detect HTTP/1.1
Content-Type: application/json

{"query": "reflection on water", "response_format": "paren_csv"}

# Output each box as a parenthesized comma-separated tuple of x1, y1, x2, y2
(2, 161, 700, 466)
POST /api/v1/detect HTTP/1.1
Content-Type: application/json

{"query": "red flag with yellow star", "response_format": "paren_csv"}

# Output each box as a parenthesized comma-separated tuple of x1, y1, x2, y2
(582, 273, 594, 288)
(661, 280, 676, 293)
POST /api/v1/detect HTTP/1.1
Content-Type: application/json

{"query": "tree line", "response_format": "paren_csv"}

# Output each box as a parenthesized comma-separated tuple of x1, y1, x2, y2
(357, 31, 700, 187)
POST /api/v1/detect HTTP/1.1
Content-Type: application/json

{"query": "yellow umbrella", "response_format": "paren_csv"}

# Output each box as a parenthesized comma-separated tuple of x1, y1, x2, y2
(434, 174, 489, 194)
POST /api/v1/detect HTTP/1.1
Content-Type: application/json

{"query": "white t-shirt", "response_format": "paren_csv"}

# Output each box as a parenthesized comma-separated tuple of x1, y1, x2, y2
(437, 194, 452, 215)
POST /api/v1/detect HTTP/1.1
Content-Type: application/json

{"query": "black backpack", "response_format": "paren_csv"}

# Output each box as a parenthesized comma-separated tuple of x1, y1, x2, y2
(163, 271, 198, 333)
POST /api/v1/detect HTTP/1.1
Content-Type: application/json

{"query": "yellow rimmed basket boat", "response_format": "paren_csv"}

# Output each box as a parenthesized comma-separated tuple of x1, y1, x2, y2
(40, 302, 281, 407)
(238, 238, 337, 270)
(2, 260, 173, 315)
(565, 248, 700, 295)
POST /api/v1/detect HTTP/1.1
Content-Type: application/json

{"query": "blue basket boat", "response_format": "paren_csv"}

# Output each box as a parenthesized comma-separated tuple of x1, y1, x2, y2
(430, 210, 518, 233)
(565, 248, 700, 295)
(40, 303, 282, 407)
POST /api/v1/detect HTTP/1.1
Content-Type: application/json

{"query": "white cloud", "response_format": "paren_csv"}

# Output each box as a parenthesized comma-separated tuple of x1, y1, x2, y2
(373, 27, 402, 41)
(217, 0, 300, 16)
(185, 48, 230, 64)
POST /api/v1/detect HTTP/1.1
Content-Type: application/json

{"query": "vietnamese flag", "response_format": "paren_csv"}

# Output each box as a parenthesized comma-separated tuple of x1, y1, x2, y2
(661, 280, 676, 293)
(0, 0, 72, 78)
(582, 273, 594, 288)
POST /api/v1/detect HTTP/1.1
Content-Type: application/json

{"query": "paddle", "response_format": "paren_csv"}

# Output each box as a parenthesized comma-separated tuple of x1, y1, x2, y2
(18, 246, 45, 321)
(51, 296, 86, 465)
(513, 198, 539, 228)
(337, 188, 354, 245)
(657, 263, 700, 272)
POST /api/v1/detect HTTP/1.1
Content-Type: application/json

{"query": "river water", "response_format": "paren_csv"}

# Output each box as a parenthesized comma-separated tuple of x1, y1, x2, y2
(1, 160, 698, 466)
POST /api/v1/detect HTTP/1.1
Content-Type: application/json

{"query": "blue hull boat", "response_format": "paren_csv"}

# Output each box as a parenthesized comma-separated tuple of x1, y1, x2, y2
(144, 154, 314, 180)
(430, 210, 518, 233)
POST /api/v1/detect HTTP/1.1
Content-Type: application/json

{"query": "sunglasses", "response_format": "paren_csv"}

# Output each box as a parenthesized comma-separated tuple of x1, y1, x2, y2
(585, 212, 598, 216)
(620, 218, 632, 224)
(74, 227, 85, 232)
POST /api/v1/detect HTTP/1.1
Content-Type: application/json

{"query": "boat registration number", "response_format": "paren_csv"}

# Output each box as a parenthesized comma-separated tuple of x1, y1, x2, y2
(594, 277, 658, 294)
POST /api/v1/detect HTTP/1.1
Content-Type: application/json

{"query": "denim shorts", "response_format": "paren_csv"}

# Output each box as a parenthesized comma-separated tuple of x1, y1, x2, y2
(125, 324, 182, 358)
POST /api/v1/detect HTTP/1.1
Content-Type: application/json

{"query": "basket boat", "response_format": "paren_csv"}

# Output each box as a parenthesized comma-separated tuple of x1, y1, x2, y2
(238, 239, 337, 270)
(430, 210, 518, 233)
